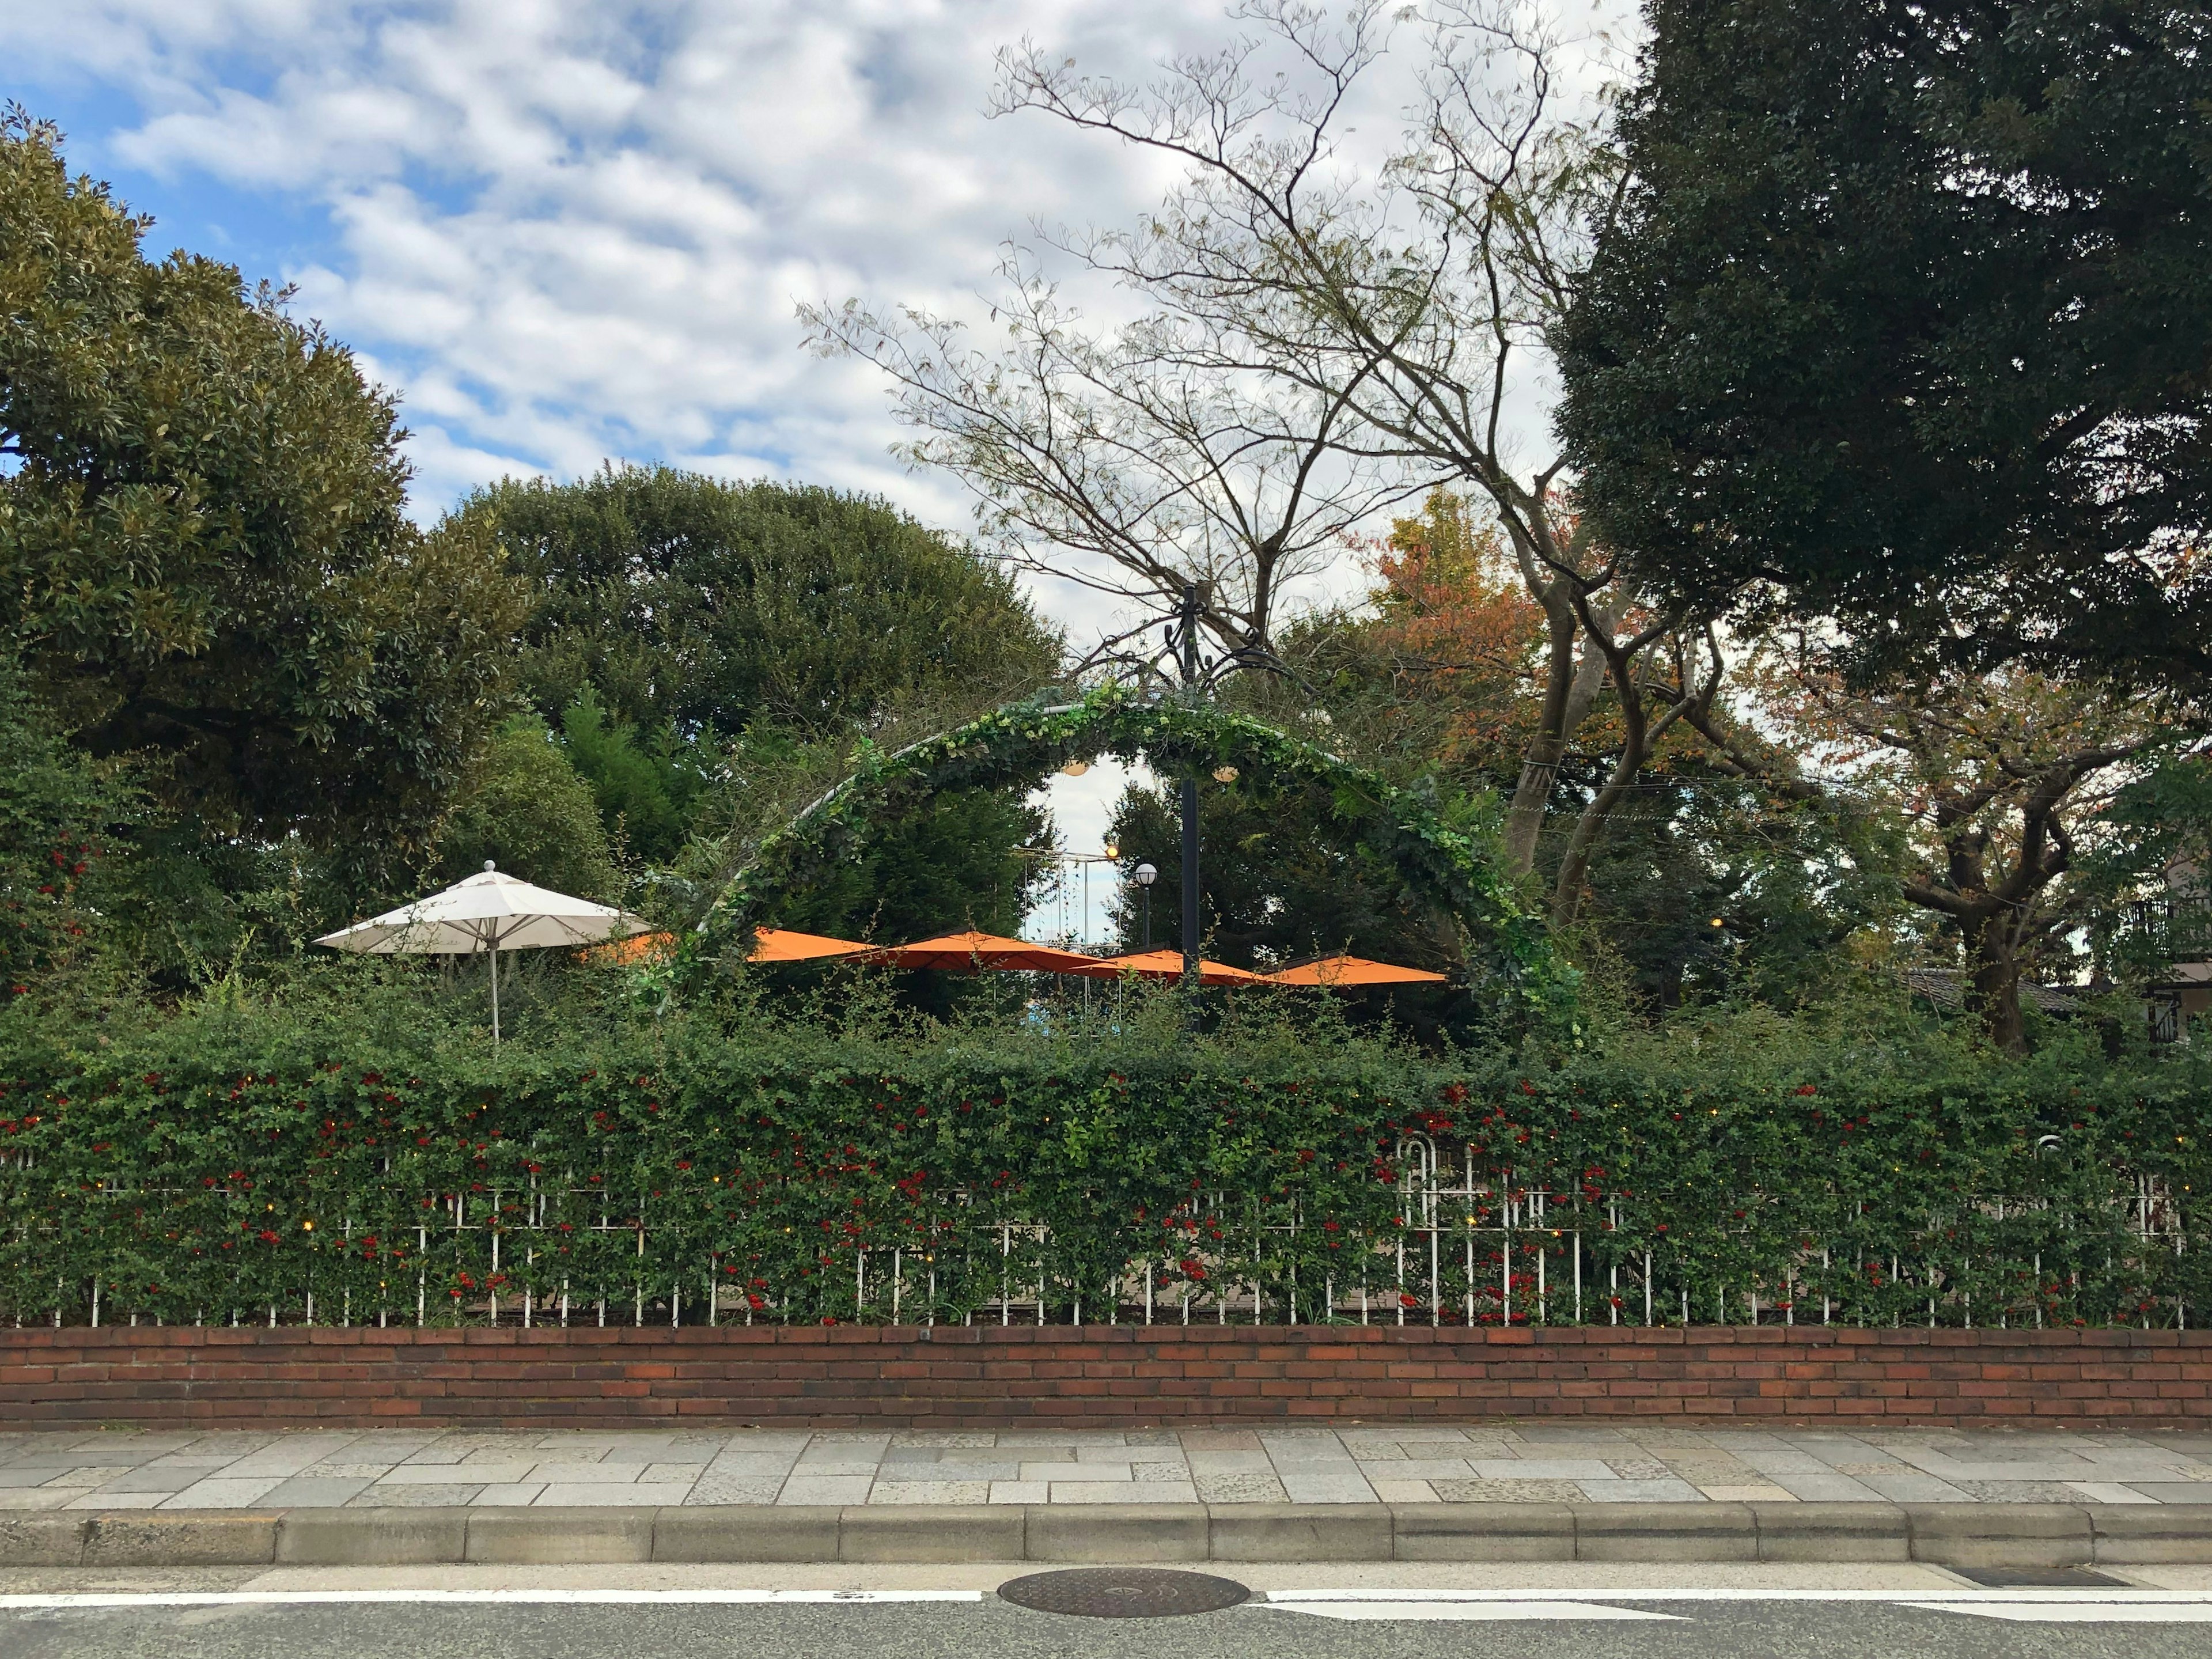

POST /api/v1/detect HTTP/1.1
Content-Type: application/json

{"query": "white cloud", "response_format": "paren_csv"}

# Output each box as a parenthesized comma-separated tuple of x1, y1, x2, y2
(6, 0, 1627, 643)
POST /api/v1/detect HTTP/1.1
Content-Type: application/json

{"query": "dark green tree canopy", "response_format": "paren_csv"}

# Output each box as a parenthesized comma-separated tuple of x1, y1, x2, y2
(0, 112, 523, 856)
(1558, 0, 2212, 683)
(459, 465, 1062, 738)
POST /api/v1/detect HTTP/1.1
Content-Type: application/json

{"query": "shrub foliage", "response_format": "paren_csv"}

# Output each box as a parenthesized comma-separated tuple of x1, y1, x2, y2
(1, 988, 2203, 1331)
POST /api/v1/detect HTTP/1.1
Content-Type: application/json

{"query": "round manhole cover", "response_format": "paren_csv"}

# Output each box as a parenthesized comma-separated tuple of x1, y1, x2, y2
(997, 1567, 1250, 1619)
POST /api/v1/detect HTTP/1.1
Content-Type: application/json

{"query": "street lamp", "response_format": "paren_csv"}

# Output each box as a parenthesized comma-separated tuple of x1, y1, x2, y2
(1134, 862, 1157, 949)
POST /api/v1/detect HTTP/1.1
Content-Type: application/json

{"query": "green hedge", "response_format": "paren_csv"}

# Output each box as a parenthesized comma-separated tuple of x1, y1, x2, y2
(1, 997, 2206, 1330)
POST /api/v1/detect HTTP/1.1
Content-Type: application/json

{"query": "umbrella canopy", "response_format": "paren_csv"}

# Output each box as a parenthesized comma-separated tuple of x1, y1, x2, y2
(316, 863, 649, 1044)
(750, 927, 870, 963)
(857, 930, 1107, 974)
(1267, 953, 1449, 987)
(1068, 949, 1268, 987)
(316, 865, 649, 956)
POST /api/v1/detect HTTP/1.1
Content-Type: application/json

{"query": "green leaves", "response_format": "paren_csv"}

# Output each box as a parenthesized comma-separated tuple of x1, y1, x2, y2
(0, 1006, 2202, 1330)
(0, 112, 525, 870)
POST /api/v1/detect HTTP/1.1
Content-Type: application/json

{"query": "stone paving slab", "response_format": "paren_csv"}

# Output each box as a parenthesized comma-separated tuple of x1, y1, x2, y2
(0, 1425, 2207, 1510)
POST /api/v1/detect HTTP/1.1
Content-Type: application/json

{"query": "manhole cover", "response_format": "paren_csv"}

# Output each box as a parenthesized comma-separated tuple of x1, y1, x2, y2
(1951, 1567, 2128, 1589)
(997, 1567, 1250, 1619)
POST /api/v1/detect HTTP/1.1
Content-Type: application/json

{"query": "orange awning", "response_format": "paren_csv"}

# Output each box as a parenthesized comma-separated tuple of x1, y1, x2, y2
(855, 930, 1108, 974)
(1267, 953, 1449, 987)
(750, 926, 871, 963)
(581, 930, 676, 966)
(1068, 949, 1268, 987)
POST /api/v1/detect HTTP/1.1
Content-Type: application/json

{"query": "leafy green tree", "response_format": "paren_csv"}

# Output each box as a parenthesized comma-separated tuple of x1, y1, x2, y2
(0, 651, 131, 994)
(0, 112, 525, 865)
(1558, 0, 2212, 684)
(433, 715, 619, 903)
(557, 689, 713, 865)
(459, 466, 1060, 740)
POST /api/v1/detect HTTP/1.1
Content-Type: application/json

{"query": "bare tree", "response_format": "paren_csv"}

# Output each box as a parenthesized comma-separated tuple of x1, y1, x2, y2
(986, 0, 1725, 924)
(800, 203, 1414, 681)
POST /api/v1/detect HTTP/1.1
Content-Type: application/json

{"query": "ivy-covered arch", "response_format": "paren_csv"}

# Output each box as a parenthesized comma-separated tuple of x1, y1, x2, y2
(690, 689, 1567, 1013)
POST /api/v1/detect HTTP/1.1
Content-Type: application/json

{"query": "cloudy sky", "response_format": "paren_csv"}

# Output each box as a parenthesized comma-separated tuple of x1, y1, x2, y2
(6, 0, 1619, 926)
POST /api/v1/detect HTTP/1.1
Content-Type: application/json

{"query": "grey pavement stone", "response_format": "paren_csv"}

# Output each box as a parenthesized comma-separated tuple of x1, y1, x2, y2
(536, 1483, 695, 1506)
(684, 1478, 784, 1505)
(1577, 1478, 1707, 1503)
(93, 1467, 206, 1494)
(866, 1481, 990, 1505)
(1955, 1478, 2115, 1503)
(1363, 1459, 1474, 1481)
(1272, 1463, 1377, 1503)
(348, 1484, 484, 1507)
(1764, 1469, 1889, 1503)
(1188, 1449, 1273, 1474)
(381, 1463, 535, 1486)
(778, 1475, 872, 1506)
(469, 1485, 548, 1506)
(1194, 1471, 1288, 1503)
(2126, 1483, 2212, 1503)
(1433, 1478, 1585, 1503)
(159, 1478, 286, 1509)
(0, 1491, 78, 1512)
(0, 1469, 71, 1488)
(1049, 1480, 1200, 1504)
(256, 1476, 374, 1508)
(524, 1462, 641, 1484)
(1856, 1470, 1976, 1503)
(1471, 1459, 1616, 1480)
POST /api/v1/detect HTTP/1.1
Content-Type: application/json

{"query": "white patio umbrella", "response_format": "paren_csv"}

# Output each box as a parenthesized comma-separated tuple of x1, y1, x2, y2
(315, 862, 650, 1044)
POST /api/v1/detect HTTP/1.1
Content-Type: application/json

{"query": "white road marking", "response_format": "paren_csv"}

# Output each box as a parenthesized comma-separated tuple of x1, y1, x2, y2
(0, 1590, 983, 1609)
(1903, 1601, 2212, 1624)
(1268, 1588, 2212, 1604)
(1266, 1600, 1682, 1622)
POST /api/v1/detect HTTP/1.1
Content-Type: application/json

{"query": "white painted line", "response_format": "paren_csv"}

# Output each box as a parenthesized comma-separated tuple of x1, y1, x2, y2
(0, 1590, 983, 1609)
(1267, 1588, 2212, 1605)
(1904, 1601, 2212, 1624)
(1266, 1600, 1683, 1623)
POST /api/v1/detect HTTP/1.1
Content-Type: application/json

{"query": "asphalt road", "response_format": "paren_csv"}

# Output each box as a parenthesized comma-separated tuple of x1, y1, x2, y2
(5, 1589, 2212, 1659)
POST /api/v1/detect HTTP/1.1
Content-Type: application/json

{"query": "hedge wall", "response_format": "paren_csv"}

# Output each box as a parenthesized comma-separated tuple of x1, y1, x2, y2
(1, 1002, 2206, 1330)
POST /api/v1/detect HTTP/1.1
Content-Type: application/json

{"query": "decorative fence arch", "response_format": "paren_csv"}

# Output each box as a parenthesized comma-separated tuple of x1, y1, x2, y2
(688, 689, 1567, 1013)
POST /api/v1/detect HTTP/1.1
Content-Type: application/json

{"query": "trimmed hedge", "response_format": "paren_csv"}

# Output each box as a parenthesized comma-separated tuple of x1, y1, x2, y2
(1, 1001, 2206, 1330)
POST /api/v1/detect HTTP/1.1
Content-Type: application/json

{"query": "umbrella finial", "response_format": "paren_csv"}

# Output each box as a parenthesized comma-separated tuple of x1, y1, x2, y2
(484, 861, 496, 872)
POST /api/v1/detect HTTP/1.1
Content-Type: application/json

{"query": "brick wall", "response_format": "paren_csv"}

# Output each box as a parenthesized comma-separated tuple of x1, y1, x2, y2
(1, 1325, 2206, 1429)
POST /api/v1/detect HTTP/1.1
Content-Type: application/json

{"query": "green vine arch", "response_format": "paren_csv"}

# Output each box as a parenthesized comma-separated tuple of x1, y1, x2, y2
(687, 688, 1569, 1017)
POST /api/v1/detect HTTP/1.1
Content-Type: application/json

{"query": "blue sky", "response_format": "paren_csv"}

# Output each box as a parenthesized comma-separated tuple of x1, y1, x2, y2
(5, 2, 1221, 539)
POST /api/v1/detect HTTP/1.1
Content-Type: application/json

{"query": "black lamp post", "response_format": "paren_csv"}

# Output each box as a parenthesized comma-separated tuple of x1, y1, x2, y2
(1176, 583, 1202, 990)
(1134, 862, 1157, 948)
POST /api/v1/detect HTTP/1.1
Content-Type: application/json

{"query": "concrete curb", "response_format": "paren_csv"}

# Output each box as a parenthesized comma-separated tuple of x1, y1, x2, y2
(5, 1503, 2211, 1569)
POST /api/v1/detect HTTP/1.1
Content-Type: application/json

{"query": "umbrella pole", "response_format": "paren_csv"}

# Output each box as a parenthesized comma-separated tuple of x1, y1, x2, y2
(490, 931, 501, 1048)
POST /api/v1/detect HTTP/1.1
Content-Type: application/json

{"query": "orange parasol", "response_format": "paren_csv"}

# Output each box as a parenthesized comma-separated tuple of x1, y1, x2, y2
(856, 930, 1108, 974)
(581, 929, 676, 967)
(1068, 949, 1268, 987)
(749, 926, 871, 963)
(1267, 953, 1449, 987)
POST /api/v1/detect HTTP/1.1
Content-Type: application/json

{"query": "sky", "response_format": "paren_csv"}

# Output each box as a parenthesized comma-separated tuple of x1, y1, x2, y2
(4, 0, 1623, 940)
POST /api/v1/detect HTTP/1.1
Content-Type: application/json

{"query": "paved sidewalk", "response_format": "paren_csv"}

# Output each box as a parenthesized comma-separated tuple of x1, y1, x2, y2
(1, 1424, 2209, 1512)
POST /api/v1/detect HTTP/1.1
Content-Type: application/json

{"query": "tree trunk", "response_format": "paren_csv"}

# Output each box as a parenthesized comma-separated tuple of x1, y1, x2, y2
(1961, 912, 2028, 1054)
